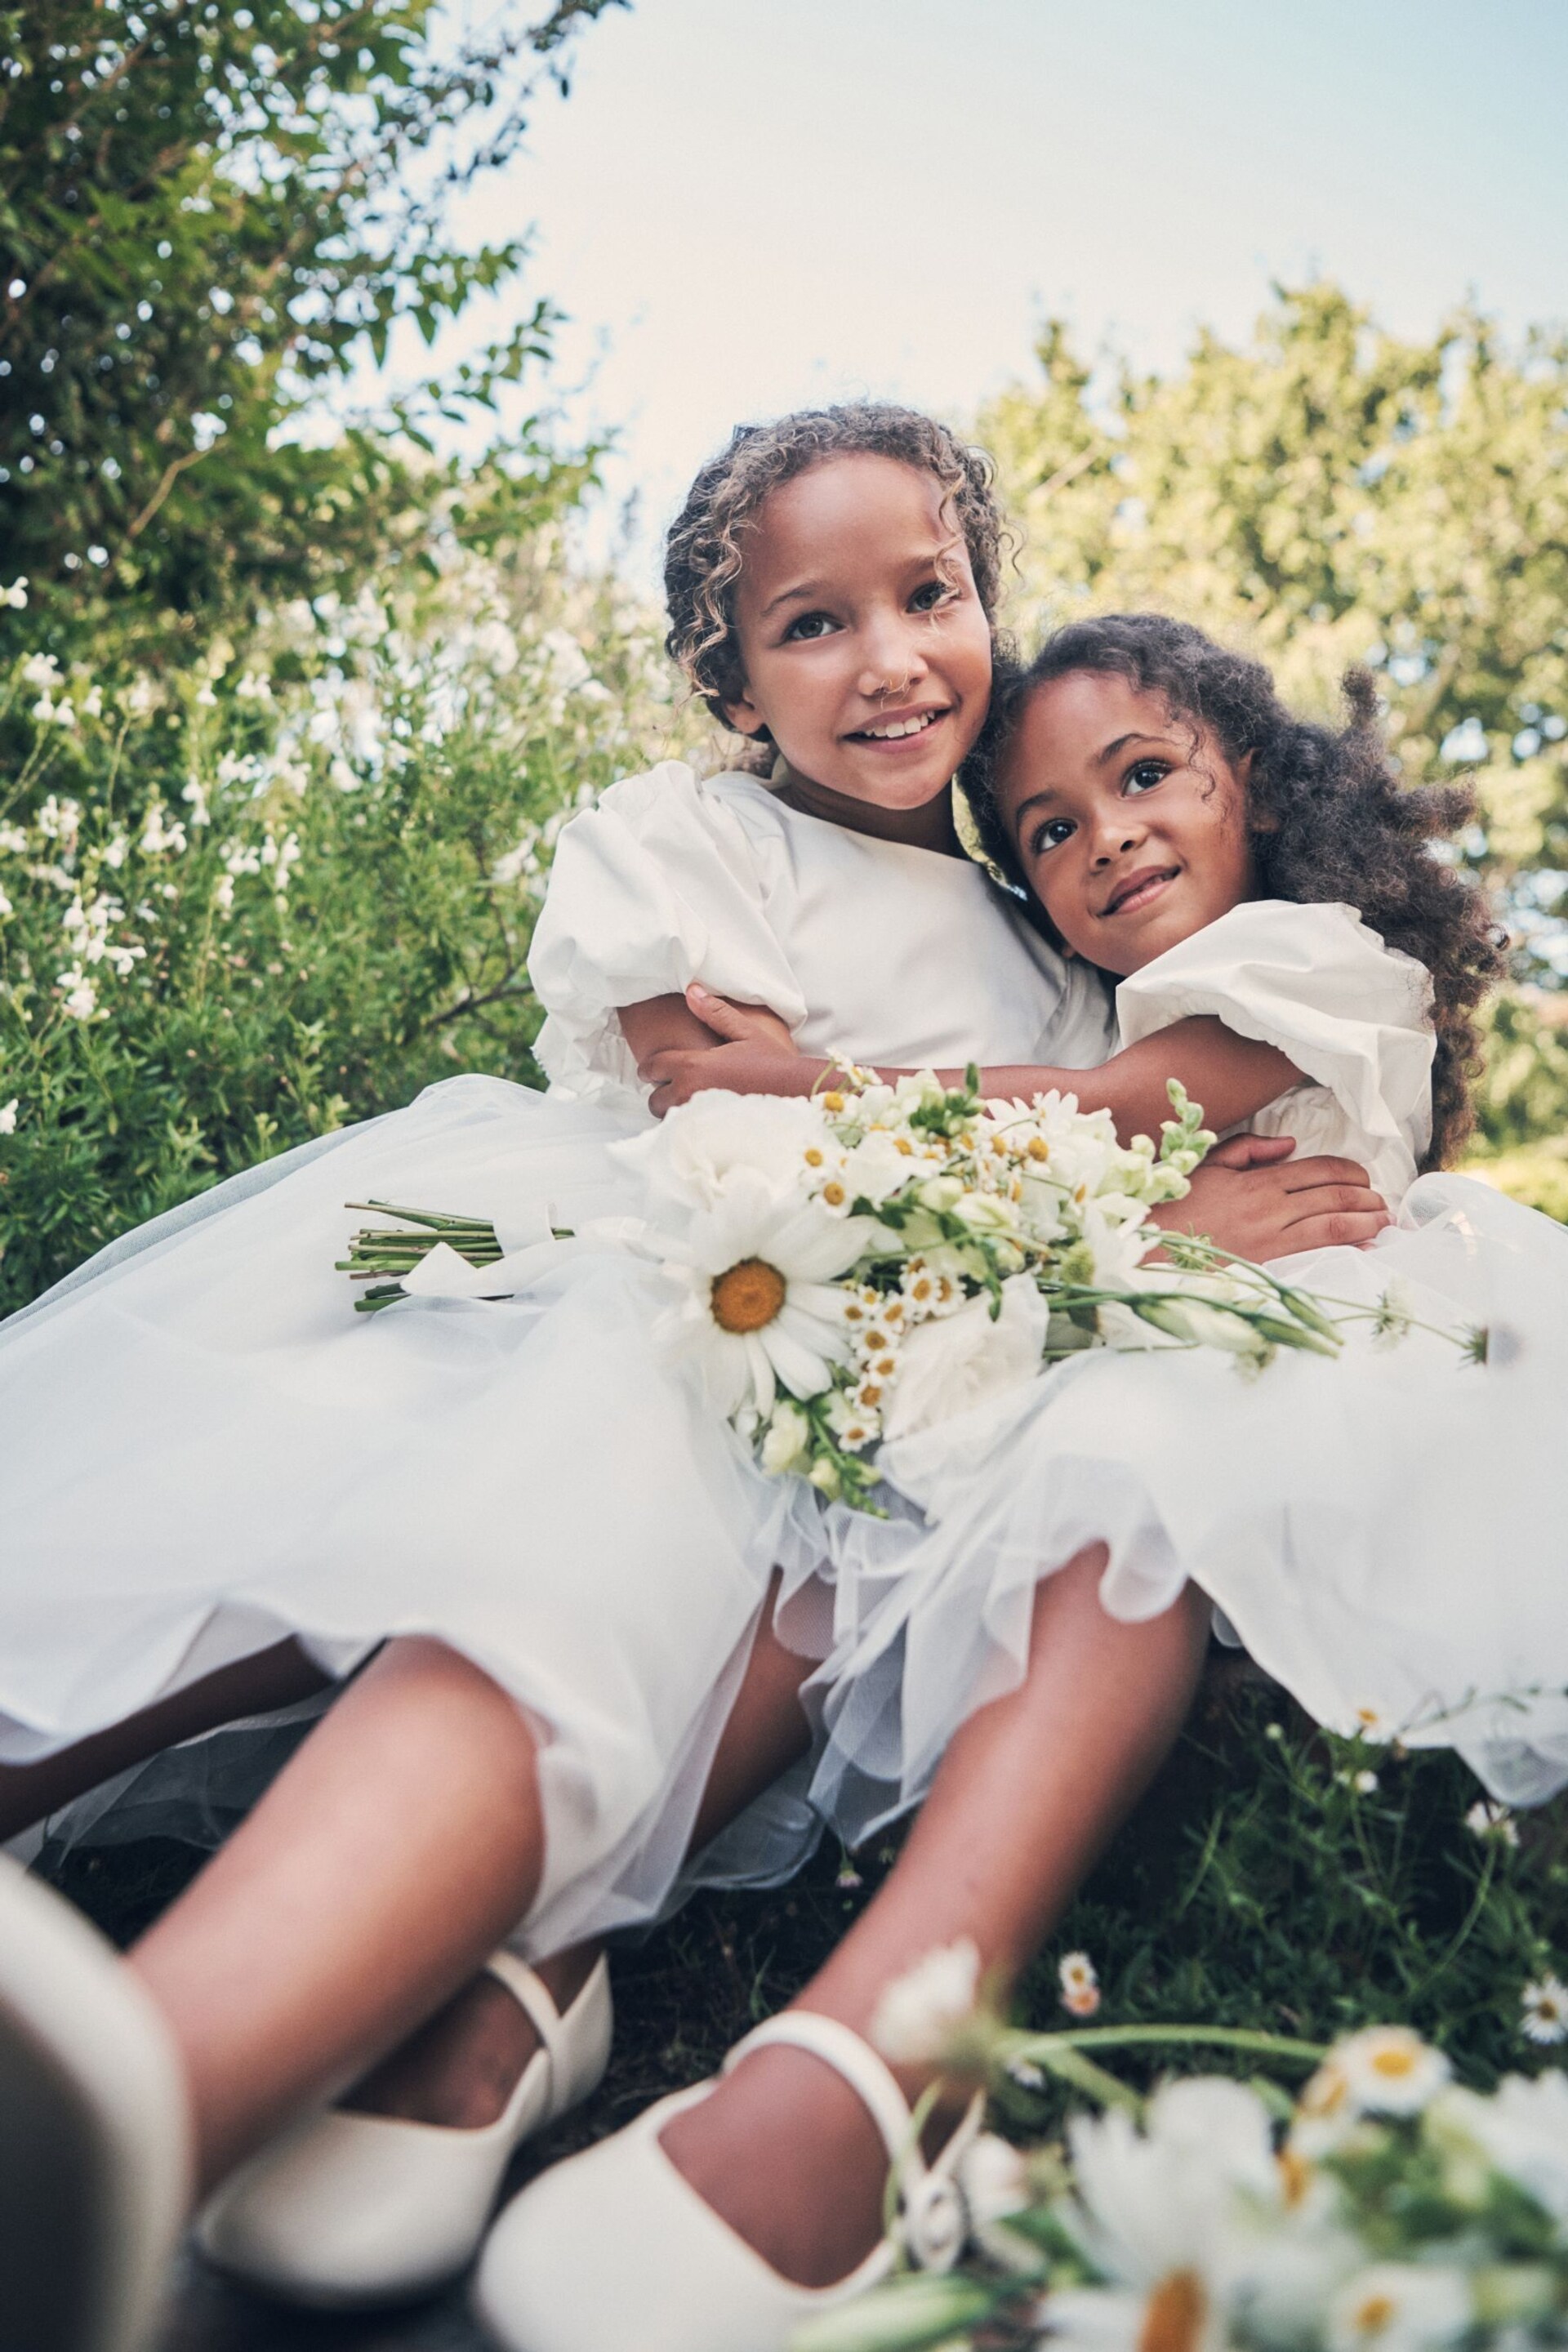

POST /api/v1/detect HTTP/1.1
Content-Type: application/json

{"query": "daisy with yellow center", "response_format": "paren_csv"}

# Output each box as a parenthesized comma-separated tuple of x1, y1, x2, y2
(1521, 1972, 1568, 2044)
(650, 1173, 874, 1420)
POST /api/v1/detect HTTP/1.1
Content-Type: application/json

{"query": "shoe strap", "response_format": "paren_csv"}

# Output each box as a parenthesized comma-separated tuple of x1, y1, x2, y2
(485, 1950, 569, 2088)
(725, 2011, 913, 2163)
(724, 2009, 987, 2274)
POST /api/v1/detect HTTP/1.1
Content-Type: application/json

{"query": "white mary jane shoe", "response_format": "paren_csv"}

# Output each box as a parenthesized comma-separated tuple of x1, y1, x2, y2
(198, 1950, 612, 2308)
(0, 1853, 190, 2352)
(473, 2007, 984, 2352)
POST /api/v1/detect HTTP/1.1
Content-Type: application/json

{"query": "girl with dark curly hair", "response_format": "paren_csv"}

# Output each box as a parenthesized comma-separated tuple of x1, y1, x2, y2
(782, 608, 1568, 2023)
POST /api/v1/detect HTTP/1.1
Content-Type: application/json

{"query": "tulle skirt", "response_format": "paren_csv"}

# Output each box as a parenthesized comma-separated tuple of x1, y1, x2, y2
(0, 1076, 828, 1954)
(809, 1175, 1568, 1840)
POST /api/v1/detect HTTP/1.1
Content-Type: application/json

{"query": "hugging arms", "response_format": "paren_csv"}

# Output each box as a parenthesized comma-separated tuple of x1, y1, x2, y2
(621, 984, 1393, 1263)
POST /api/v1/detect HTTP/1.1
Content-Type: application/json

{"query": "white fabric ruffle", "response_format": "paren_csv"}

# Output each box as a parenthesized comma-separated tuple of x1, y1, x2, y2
(1116, 899, 1435, 1205)
(811, 1175, 1568, 1840)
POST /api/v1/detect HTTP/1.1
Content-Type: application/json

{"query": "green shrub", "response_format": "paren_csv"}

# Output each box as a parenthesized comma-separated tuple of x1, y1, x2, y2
(0, 545, 697, 1313)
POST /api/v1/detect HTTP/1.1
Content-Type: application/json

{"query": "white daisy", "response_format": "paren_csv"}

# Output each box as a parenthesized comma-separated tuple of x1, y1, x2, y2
(1058, 1950, 1102, 2019)
(1326, 2263, 1470, 2352)
(1463, 1799, 1519, 1846)
(648, 1173, 871, 1420)
(870, 1939, 981, 2066)
(1330, 2026, 1450, 2118)
(1521, 1974, 1568, 2046)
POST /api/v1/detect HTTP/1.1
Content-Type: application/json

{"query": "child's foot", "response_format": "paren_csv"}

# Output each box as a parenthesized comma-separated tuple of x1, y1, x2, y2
(658, 2042, 893, 2286)
(343, 1944, 600, 2129)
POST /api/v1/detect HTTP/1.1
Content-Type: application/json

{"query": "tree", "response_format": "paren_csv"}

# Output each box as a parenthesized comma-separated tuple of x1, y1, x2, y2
(0, 0, 626, 630)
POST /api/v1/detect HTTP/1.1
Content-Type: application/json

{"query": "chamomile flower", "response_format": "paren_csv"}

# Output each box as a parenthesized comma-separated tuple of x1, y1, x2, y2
(1464, 1799, 1519, 1846)
(1331, 2026, 1450, 2118)
(1058, 1951, 1102, 2019)
(870, 1939, 981, 2066)
(1521, 1974, 1568, 2046)
(1327, 2263, 1470, 2352)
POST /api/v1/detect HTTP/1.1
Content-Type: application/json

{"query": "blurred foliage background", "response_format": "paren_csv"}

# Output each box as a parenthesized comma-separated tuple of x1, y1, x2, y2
(2, 2, 1566, 1323)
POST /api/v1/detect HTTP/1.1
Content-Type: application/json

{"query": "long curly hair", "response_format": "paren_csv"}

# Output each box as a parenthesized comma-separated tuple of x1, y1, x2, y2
(663, 403, 1010, 730)
(965, 614, 1508, 1168)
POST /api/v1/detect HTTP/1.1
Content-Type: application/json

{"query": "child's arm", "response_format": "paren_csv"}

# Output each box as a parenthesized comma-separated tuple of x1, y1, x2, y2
(643, 984, 1299, 1144)
(617, 993, 798, 1067)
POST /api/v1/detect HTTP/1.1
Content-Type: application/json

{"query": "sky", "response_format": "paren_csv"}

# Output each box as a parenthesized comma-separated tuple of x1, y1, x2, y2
(393, 0, 1568, 583)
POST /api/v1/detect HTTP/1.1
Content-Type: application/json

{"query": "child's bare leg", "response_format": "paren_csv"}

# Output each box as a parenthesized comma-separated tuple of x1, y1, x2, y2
(345, 1575, 816, 2128)
(129, 1635, 550, 2197)
(662, 1547, 1210, 2287)
(0, 1639, 332, 1842)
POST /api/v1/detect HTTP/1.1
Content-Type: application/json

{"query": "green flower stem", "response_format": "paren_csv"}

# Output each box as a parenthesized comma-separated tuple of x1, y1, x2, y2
(999, 2021, 1327, 2087)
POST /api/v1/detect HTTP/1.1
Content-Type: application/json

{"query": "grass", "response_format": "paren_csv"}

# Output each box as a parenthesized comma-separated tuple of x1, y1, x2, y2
(50, 1658, 1568, 2154)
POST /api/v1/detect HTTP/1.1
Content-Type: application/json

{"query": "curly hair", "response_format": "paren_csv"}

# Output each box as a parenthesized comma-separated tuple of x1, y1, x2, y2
(663, 403, 1009, 729)
(965, 614, 1508, 1169)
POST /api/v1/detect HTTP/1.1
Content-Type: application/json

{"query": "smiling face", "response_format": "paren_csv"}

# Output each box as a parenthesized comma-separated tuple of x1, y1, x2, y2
(996, 670, 1258, 973)
(723, 452, 994, 848)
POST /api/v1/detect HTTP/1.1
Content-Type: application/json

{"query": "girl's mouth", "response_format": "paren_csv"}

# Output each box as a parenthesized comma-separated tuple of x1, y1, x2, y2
(1102, 866, 1179, 918)
(845, 706, 949, 745)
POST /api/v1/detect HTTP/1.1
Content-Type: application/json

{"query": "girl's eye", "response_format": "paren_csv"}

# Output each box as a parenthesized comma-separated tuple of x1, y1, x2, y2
(1027, 817, 1076, 858)
(1123, 760, 1169, 796)
(908, 577, 954, 614)
(782, 610, 840, 643)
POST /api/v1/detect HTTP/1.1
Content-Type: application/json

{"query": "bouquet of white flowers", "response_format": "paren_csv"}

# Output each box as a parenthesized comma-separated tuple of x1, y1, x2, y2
(340, 1069, 1470, 1512)
(792, 1947, 1568, 2352)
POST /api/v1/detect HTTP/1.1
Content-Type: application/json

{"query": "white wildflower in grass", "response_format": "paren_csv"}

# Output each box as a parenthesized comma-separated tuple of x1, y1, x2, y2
(138, 801, 188, 858)
(1351, 1705, 1393, 1743)
(56, 964, 99, 1021)
(1520, 1973, 1568, 2046)
(1336, 1769, 1380, 1794)
(0, 1098, 17, 1134)
(1463, 1799, 1519, 1846)
(1327, 2262, 1471, 2352)
(1058, 1951, 1102, 2019)
(870, 1939, 982, 2067)
(1331, 2026, 1450, 2118)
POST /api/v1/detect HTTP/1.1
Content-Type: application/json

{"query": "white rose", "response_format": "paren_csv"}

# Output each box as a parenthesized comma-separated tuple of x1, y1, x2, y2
(882, 1276, 1050, 1441)
(616, 1091, 824, 1211)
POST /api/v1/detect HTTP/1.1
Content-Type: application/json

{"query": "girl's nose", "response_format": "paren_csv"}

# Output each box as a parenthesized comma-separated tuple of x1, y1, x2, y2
(1090, 817, 1146, 866)
(858, 617, 929, 702)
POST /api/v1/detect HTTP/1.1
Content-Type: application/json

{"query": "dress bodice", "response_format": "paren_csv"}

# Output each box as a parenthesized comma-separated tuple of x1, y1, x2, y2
(528, 763, 1116, 1107)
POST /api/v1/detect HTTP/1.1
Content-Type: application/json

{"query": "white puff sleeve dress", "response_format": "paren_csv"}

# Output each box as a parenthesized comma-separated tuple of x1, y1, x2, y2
(811, 899, 1568, 1844)
(0, 762, 1111, 1952)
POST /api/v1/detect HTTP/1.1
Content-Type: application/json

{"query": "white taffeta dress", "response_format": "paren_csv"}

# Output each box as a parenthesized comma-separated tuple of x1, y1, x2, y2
(810, 898, 1568, 1843)
(0, 761, 1112, 1953)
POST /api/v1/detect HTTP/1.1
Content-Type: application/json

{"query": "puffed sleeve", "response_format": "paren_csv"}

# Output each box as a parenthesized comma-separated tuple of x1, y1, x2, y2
(1115, 899, 1436, 1168)
(527, 763, 810, 1102)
